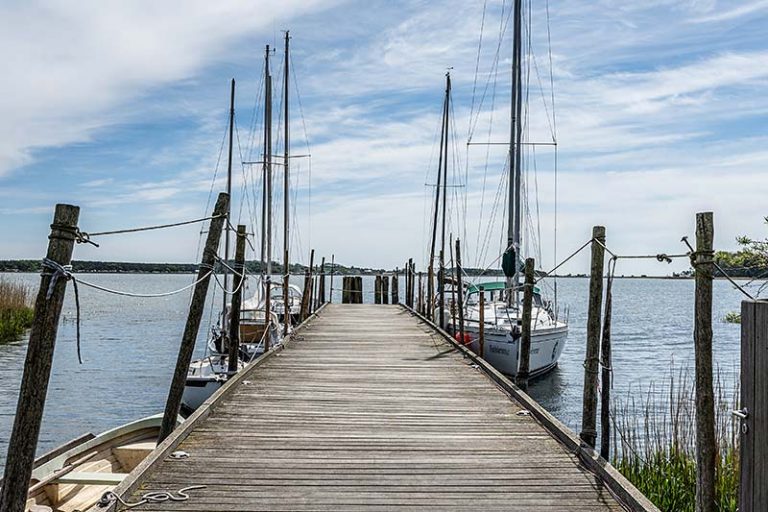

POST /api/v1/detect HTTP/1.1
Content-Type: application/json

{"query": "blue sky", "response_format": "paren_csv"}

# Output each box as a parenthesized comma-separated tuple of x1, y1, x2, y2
(1, 0, 767, 275)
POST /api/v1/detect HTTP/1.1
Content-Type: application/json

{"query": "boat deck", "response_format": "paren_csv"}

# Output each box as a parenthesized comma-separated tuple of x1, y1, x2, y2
(106, 304, 650, 511)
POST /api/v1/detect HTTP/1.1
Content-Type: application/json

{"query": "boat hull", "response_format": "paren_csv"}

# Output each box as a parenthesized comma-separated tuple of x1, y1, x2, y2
(462, 323, 568, 377)
(182, 377, 225, 413)
(21, 414, 180, 512)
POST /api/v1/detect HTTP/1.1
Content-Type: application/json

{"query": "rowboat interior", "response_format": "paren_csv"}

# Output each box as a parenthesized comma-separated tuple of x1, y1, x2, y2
(23, 415, 168, 512)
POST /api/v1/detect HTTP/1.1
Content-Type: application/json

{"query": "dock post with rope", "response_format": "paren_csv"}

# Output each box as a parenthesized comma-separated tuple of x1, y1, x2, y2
(516, 257, 534, 391)
(0, 204, 80, 512)
(227, 224, 247, 374)
(693, 212, 716, 512)
(159, 192, 229, 443)
(580, 225, 605, 449)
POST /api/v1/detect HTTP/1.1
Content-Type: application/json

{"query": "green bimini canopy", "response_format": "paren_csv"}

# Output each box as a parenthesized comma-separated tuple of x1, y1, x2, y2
(466, 281, 540, 295)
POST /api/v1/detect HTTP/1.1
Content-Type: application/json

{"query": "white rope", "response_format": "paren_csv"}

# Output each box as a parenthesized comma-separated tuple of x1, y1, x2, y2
(77, 271, 212, 298)
(97, 485, 206, 509)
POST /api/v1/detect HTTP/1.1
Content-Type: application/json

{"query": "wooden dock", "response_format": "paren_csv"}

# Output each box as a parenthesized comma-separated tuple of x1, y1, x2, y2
(105, 304, 656, 511)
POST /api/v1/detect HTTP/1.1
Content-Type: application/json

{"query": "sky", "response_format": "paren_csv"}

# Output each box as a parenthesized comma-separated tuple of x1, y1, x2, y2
(1, 0, 767, 276)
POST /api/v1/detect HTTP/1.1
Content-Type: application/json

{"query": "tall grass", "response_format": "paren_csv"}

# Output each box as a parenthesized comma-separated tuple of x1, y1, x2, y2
(611, 368, 740, 512)
(0, 278, 34, 342)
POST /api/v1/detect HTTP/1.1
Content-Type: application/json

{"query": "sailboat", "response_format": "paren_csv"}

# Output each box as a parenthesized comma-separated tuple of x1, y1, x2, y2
(182, 32, 300, 412)
(434, 0, 568, 377)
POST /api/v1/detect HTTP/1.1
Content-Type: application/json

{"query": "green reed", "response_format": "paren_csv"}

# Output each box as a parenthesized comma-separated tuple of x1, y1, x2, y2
(611, 367, 739, 512)
(0, 278, 34, 342)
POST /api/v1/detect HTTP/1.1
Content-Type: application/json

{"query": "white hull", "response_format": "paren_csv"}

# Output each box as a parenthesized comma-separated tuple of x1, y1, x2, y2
(463, 322, 567, 377)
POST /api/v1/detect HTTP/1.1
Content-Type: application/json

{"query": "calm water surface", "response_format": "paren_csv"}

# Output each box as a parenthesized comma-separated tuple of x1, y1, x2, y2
(0, 273, 749, 470)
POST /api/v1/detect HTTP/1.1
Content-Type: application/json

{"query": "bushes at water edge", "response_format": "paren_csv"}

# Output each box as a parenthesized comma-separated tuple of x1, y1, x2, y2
(0, 278, 34, 342)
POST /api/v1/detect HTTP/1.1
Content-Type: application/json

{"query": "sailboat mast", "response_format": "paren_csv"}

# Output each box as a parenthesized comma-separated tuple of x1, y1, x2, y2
(261, 47, 269, 275)
(224, 78, 235, 319)
(429, 76, 448, 320)
(507, 0, 523, 305)
(282, 31, 290, 336)
(265, 47, 273, 278)
(439, 72, 451, 329)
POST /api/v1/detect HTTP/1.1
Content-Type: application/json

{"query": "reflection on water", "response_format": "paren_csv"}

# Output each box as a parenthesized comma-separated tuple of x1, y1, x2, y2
(0, 273, 749, 471)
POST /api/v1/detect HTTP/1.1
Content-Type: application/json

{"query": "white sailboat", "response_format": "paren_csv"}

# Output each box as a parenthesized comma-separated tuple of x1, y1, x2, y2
(435, 0, 568, 378)
(182, 32, 300, 412)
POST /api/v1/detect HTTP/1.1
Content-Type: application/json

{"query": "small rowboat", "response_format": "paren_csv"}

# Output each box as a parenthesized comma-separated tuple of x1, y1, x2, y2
(18, 414, 180, 512)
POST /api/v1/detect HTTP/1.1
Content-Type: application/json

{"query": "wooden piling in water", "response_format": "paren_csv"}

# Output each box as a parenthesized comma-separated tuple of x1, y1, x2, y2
(227, 224, 247, 374)
(356, 276, 364, 304)
(455, 240, 465, 345)
(417, 272, 424, 315)
(382, 275, 389, 305)
(694, 211, 716, 512)
(300, 249, 315, 321)
(479, 288, 485, 358)
(580, 225, 605, 448)
(375, 275, 382, 304)
(516, 257, 534, 391)
(392, 271, 399, 304)
(159, 192, 229, 443)
(318, 257, 326, 306)
(342, 276, 350, 304)
(739, 300, 768, 512)
(600, 259, 615, 460)
(329, 254, 335, 303)
(427, 266, 434, 320)
(410, 260, 416, 308)
(0, 204, 80, 512)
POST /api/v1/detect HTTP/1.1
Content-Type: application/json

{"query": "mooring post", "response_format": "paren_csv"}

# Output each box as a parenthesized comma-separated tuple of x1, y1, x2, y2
(479, 287, 485, 358)
(375, 275, 382, 304)
(438, 250, 445, 329)
(341, 276, 349, 304)
(382, 275, 389, 305)
(318, 256, 326, 305)
(227, 224, 247, 374)
(600, 259, 615, 460)
(739, 300, 768, 512)
(427, 266, 434, 320)
(417, 272, 423, 314)
(392, 270, 399, 304)
(264, 272, 271, 352)
(516, 257, 535, 391)
(693, 211, 716, 512)
(300, 249, 315, 321)
(455, 240, 465, 345)
(329, 254, 335, 303)
(580, 225, 605, 448)
(410, 260, 416, 308)
(0, 204, 80, 512)
(355, 276, 363, 304)
(159, 193, 228, 442)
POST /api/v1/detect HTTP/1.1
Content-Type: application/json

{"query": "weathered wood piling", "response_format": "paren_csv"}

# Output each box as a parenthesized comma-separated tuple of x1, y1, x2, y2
(227, 224, 247, 373)
(0, 204, 80, 512)
(693, 212, 716, 512)
(580, 225, 605, 448)
(516, 257, 534, 391)
(159, 192, 229, 442)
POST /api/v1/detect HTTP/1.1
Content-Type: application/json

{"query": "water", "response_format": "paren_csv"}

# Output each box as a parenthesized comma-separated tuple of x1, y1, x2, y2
(0, 273, 748, 471)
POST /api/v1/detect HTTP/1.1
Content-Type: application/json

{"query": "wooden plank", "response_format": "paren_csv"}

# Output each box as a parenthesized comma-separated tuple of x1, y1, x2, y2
(105, 304, 649, 512)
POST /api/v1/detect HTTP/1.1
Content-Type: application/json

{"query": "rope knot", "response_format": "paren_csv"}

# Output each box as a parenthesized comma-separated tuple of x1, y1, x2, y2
(42, 258, 73, 300)
(41, 258, 83, 364)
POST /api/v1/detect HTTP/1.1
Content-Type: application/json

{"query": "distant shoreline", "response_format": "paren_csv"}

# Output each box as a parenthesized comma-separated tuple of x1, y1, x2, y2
(0, 268, 759, 280)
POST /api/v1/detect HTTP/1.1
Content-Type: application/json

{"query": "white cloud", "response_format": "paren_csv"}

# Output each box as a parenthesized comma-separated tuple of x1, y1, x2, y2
(0, 0, 341, 177)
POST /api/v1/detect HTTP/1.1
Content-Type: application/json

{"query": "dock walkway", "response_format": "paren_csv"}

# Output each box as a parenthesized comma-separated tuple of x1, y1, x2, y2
(108, 304, 645, 511)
